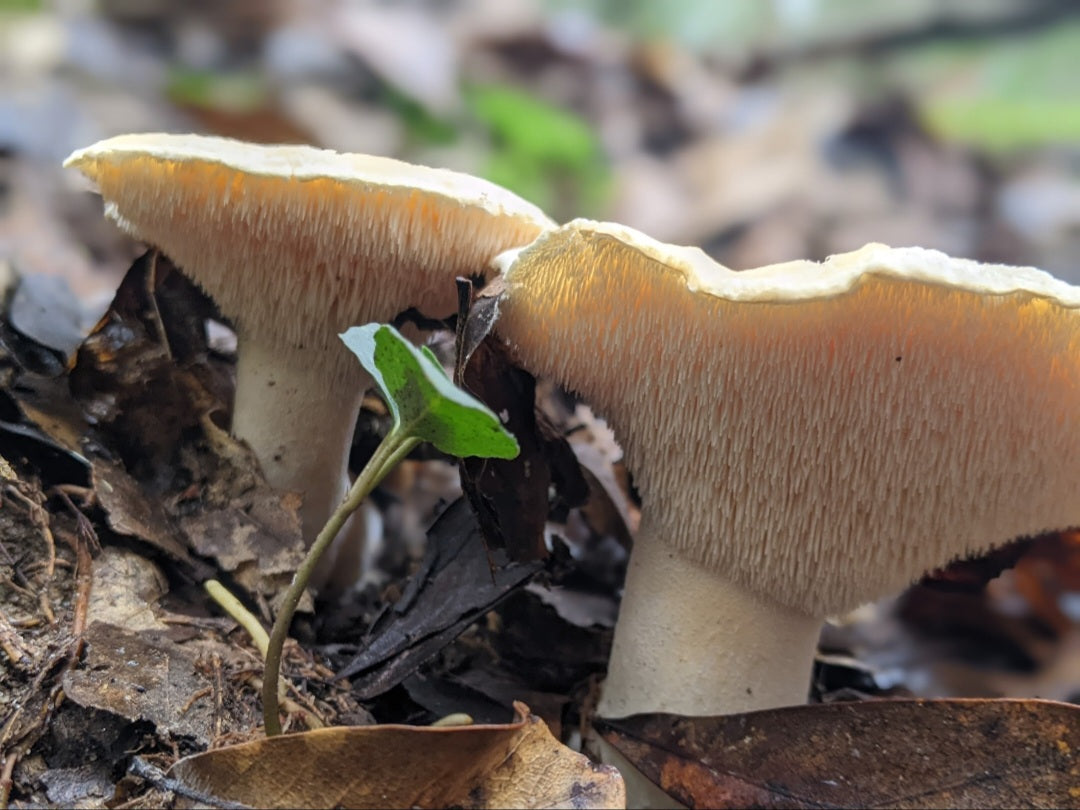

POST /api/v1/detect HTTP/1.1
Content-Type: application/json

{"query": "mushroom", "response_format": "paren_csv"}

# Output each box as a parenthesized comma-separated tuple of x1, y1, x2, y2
(66, 133, 552, 587)
(494, 219, 1080, 720)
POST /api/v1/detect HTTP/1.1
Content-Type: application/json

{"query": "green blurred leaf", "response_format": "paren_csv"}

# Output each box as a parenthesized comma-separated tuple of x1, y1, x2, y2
(466, 83, 610, 217)
(381, 85, 459, 145)
(340, 324, 518, 460)
(890, 21, 1080, 151)
(165, 69, 268, 113)
(467, 84, 597, 168)
(0, 0, 44, 12)
(921, 98, 1080, 152)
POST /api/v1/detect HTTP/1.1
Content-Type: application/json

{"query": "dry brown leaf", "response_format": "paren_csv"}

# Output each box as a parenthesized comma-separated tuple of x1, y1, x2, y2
(62, 621, 219, 747)
(169, 702, 625, 809)
(598, 698, 1080, 809)
(92, 459, 213, 581)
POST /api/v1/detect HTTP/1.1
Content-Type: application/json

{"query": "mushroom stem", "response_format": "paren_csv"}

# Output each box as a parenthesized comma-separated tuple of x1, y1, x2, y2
(598, 518, 822, 718)
(232, 338, 366, 556)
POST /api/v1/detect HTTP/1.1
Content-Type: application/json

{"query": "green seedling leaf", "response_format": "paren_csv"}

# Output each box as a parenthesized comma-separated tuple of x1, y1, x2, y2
(341, 324, 518, 460)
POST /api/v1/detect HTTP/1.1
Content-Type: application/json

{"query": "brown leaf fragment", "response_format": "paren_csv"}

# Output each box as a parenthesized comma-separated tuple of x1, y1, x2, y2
(455, 274, 505, 381)
(91, 460, 213, 578)
(180, 486, 306, 607)
(168, 702, 625, 809)
(597, 698, 1080, 809)
(68, 250, 226, 474)
(92, 459, 213, 581)
(62, 621, 219, 747)
(453, 275, 588, 565)
(2, 370, 91, 485)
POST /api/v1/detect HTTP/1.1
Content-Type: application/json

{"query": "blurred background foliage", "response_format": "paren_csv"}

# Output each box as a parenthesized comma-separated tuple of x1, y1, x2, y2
(1, 0, 1079, 300)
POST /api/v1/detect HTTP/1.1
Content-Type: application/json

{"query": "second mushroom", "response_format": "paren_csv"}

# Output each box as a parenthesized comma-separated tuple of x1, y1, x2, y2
(494, 220, 1080, 721)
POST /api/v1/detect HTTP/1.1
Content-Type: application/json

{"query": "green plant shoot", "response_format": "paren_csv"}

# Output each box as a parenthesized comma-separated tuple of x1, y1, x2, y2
(262, 323, 519, 735)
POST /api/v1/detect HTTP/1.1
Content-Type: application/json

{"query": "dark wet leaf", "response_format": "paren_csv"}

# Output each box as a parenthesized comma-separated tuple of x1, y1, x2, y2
(453, 275, 504, 382)
(403, 671, 516, 726)
(0, 417, 90, 486)
(9, 273, 86, 358)
(459, 336, 587, 563)
(1, 362, 94, 486)
(69, 250, 226, 475)
(339, 498, 542, 698)
(597, 698, 1080, 809)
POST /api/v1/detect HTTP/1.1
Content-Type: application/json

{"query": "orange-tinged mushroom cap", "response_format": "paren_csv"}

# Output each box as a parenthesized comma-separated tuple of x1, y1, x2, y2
(65, 133, 554, 377)
(496, 220, 1080, 616)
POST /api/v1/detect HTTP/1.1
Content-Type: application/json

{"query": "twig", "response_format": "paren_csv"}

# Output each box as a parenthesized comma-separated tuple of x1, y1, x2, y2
(1, 750, 17, 810)
(178, 688, 212, 716)
(37, 591, 55, 626)
(4, 485, 55, 579)
(211, 653, 224, 740)
(0, 610, 30, 670)
(51, 487, 101, 554)
(145, 251, 174, 358)
(56, 527, 93, 664)
(127, 757, 249, 810)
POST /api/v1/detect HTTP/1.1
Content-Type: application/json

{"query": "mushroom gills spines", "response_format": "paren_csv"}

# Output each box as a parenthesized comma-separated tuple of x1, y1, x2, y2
(498, 222, 1080, 617)
(73, 152, 550, 372)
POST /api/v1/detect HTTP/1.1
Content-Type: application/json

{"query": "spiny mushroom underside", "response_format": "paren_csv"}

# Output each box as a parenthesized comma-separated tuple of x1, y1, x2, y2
(67, 141, 550, 380)
(499, 224, 1080, 617)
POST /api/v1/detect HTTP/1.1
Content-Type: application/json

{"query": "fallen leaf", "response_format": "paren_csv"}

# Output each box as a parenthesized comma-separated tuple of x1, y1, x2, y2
(459, 339, 587, 564)
(597, 698, 1080, 809)
(87, 546, 169, 632)
(169, 702, 625, 809)
(180, 485, 306, 609)
(404, 668, 568, 736)
(9, 272, 87, 358)
(339, 498, 541, 697)
(92, 459, 213, 582)
(69, 251, 220, 473)
(63, 621, 219, 747)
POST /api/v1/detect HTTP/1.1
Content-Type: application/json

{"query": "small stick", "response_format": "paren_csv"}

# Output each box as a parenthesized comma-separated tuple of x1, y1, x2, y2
(1, 750, 18, 810)
(0, 610, 30, 669)
(4, 486, 55, 578)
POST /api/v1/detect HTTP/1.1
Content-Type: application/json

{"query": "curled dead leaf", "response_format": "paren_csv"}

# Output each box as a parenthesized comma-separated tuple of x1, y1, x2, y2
(169, 701, 625, 809)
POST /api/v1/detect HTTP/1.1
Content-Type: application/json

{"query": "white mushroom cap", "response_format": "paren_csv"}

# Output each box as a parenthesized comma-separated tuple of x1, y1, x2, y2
(65, 132, 554, 379)
(496, 219, 1080, 617)
(65, 134, 553, 585)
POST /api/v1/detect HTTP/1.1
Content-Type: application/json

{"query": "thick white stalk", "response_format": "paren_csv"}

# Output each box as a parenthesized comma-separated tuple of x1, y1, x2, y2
(598, 520, 822, 718)
(596, 523, 824, 808)
(231, 338, 369, 588)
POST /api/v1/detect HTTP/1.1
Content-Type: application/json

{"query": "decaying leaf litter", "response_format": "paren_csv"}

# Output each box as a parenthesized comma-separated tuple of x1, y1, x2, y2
(4, 2, 1080, 808)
